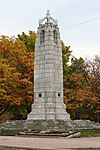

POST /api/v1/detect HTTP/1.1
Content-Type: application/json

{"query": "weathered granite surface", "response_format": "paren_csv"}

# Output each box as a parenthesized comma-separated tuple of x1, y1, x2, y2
(0, 119, 100, 136)
(27, 10, 71, 121)
(0, 120, 73, 136)
(72, 120, 100, 129)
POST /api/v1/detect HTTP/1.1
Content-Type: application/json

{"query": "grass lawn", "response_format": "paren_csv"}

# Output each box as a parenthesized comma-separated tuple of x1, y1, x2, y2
(79, 129, 100, 137)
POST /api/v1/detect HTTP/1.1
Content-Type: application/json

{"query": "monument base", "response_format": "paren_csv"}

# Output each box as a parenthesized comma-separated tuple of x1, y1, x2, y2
(27, 112, 71, 121)
(27, 100, 71, 121)
(0, 120, 74, 136)
(0, 119, 100, 136)
(25, 120, 73, 131)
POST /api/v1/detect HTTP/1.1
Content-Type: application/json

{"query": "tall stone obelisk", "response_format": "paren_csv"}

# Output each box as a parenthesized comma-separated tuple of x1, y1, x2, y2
(27, 10, 70, 121)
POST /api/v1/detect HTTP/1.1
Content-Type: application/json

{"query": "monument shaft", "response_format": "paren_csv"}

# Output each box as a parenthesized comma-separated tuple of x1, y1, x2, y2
(27, 10, 70, 121)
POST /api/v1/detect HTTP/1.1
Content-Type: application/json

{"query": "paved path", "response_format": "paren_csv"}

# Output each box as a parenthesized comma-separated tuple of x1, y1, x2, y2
(0, 136, 100, 149)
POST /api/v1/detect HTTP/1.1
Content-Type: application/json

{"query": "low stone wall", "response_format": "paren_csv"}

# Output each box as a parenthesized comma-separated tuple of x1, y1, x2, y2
(72, 120, 100, 129)
(0, 120, 26, 135)
(0, 120, 73, 136)
(0, 119, 100, 136)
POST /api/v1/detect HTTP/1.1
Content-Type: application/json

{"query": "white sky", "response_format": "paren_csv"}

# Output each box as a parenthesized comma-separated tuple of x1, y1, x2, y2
(0, 0, 100, 59)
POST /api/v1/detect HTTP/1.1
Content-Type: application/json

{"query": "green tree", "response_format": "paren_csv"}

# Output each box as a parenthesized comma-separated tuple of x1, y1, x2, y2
(18, 31, 36, 52)
(61, 41, 72, 75)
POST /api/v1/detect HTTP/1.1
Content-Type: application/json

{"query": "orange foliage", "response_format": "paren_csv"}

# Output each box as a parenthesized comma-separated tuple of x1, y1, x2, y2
(0, 36, 34, 119)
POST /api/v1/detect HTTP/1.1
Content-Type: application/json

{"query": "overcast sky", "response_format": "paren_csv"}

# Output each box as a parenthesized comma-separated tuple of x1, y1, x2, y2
(0, 0, 100, 59)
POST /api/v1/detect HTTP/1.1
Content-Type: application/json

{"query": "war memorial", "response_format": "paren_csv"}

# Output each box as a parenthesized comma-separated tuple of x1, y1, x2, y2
(0, 11, 100, 137)
(27, 10, 71, 122)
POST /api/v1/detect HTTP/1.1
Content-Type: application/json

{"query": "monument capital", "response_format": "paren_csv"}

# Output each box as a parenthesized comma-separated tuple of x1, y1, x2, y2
(39, 10, 58, 26)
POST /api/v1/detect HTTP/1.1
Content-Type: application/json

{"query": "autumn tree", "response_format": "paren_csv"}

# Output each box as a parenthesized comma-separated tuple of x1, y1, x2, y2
(0, 36, 33, 120)
(64, 56, 100, 122)
(84, 56, 100, 121)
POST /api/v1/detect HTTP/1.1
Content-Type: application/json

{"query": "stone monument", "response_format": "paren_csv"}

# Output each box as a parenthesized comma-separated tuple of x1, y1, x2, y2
(0, 11, 100, 137)
(27, 10, 71, 122)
